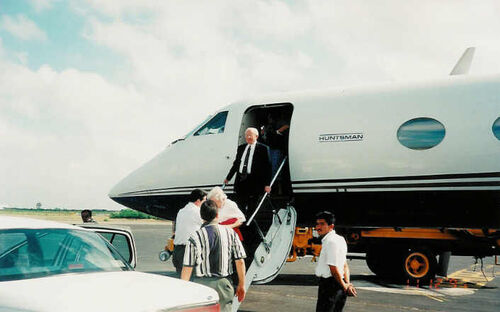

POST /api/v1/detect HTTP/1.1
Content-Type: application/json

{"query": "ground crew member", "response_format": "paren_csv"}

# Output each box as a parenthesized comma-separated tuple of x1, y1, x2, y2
(315, 211, 357, 312)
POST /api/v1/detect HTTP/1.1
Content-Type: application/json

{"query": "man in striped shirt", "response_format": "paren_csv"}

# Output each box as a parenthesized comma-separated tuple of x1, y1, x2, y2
(181, 200, 247, 312)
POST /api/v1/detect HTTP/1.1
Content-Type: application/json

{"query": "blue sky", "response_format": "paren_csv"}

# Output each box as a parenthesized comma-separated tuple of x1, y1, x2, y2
(0, 0, 123, 80)
(1, 0, 500, 210)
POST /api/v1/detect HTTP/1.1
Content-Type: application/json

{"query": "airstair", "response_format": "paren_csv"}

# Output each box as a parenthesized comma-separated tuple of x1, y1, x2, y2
(232, 157, 297, 311)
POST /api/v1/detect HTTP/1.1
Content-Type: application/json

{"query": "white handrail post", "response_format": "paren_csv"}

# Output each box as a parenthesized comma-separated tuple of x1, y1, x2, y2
(247, 157, 287, 225)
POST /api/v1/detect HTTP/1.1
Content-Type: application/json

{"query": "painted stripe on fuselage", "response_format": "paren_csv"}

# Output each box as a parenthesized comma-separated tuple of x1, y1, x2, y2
(292, 172, 500, 184)
(117, 184, 233, 196)
(114, 172, 500, 197)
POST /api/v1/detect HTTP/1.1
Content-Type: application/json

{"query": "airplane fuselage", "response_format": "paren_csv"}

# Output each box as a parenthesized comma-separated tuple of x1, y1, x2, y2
(110, 75, 500, 228)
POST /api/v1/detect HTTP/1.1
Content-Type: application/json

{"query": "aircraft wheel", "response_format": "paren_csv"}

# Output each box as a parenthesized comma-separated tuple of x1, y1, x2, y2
(366, 248, 400, 278)
(402, 249, 436, 284)
(367, 246, 407, 280)
(366, 249, 384, 276)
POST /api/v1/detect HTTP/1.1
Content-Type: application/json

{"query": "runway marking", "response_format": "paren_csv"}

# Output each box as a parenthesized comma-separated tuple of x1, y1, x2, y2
(356, 286, 444, 297)
(447, 264, 496, 288)
(357, 263, 496, 300)
(250, 290, 316, 301)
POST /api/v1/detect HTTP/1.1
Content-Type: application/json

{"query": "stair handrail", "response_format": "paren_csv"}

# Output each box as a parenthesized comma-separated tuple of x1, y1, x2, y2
(246, 156, 288, 225)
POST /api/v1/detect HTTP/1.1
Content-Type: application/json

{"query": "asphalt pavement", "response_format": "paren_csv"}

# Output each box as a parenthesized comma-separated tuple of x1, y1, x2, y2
(122, 223, 500, 312)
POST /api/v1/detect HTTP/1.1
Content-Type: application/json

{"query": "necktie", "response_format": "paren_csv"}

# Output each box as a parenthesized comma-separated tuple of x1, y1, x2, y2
(242, 145, 250, 174)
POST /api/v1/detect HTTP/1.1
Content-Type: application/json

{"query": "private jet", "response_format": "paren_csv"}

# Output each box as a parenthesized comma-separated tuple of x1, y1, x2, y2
(109, 49, 500, 294)
(110, 47, 500, 229)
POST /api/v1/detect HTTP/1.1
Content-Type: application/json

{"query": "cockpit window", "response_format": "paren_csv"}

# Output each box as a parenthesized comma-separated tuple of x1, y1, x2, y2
(193, 111, 228, 136)
(183, 115, 212, 139)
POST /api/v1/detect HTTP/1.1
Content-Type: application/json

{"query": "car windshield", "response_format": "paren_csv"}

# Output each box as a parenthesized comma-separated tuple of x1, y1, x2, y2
(0, 228, 132, 282)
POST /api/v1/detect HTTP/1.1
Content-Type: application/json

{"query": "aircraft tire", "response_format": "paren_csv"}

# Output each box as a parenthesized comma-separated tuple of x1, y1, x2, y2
(366, 249, 384, 276)
(366, 247, 399, 278)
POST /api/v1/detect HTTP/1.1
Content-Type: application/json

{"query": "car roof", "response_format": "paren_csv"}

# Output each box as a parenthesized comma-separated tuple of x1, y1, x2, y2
(0, 216, 87, 230)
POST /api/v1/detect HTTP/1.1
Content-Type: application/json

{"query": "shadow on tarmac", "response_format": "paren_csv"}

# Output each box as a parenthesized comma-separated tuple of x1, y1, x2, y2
(265, 273, 418, 287)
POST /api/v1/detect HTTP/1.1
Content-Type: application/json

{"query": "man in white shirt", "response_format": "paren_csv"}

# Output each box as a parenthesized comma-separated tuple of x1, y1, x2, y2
(314, 211, 357, 312)
(172, 189, 207, 274)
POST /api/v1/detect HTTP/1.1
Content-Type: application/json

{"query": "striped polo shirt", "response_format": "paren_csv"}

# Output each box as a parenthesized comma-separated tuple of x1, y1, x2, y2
(183, 221, 246, 278)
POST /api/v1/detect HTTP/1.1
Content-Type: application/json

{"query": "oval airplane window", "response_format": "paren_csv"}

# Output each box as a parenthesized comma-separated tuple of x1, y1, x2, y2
(493, 117, 500, 141)
(397, 117, 445, 150)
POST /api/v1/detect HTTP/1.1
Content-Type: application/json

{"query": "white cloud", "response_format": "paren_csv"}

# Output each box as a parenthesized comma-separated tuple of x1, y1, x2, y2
(0, 14, 47, 41)
(0, 59, 157, 209)
(3, 0, 500, 210)
(29, 0, 58, 12)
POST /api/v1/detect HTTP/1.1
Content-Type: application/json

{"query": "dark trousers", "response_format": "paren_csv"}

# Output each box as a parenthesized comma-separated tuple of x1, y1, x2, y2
(172, 245, 185, 275)
(235, 189, 259, 214)
(239, 221, 261, 268)
(316, 277, 347, 312)
(236, 192, 261, 268)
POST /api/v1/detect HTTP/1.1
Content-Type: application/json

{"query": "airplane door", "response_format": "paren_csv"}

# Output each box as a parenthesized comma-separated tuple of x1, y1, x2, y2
(238, 103, 293, 198)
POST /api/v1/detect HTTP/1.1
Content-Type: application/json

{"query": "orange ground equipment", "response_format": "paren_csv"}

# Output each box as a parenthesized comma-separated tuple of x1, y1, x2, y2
(159, 237, 174, 261)
(287, 227, 322, 262)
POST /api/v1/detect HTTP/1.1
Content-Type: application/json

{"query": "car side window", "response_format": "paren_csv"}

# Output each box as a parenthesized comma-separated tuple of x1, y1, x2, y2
(98, 232, 132, 263)
(193, 111, 228, 136)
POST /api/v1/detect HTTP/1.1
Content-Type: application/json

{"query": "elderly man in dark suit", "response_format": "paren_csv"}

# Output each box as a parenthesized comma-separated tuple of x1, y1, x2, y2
(224, 127, 272, 266)
(224, 127, 272, 215)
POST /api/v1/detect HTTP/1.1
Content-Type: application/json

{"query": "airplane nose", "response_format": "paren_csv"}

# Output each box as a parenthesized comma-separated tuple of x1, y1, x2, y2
(108, 150, 166, 199)
(108, 179, 126, 198)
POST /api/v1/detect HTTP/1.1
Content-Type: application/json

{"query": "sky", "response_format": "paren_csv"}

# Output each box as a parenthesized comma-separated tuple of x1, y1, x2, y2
(1, 0, 500, 210)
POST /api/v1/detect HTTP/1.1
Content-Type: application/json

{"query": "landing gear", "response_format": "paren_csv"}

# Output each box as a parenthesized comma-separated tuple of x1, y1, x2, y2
(366, 248, 386, 277)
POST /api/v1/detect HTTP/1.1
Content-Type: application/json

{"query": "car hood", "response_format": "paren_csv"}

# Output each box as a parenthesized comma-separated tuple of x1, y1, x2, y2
(0, 271, 218, 312)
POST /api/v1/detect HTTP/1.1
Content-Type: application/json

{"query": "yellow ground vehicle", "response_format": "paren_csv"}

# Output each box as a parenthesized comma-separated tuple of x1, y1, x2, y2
(288, 226, 500, 283)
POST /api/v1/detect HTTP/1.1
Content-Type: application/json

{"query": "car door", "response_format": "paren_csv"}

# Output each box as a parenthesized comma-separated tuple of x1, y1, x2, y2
(76, 225, 137, 268)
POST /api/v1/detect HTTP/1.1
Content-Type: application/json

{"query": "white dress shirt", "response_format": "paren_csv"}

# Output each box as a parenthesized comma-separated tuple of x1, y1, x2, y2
(218, 199, 246, 224)
(173, 202, 203, 245)
(315, 230, 347, 278)
(239, 143, 256, 174)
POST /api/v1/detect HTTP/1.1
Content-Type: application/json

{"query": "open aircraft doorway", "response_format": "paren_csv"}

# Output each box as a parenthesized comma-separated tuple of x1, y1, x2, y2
(238, 103, 294, 201)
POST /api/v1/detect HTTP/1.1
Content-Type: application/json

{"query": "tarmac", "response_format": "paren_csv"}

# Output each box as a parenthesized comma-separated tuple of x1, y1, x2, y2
(126, 223, 500, 312)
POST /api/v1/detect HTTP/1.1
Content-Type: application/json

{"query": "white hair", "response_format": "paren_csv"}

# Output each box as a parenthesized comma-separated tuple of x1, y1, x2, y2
(207, 186, 227, 202)
(246, 127, 258, 136)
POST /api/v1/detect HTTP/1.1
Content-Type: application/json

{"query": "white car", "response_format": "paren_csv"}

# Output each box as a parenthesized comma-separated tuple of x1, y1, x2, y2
(0, 216, 219, 312)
